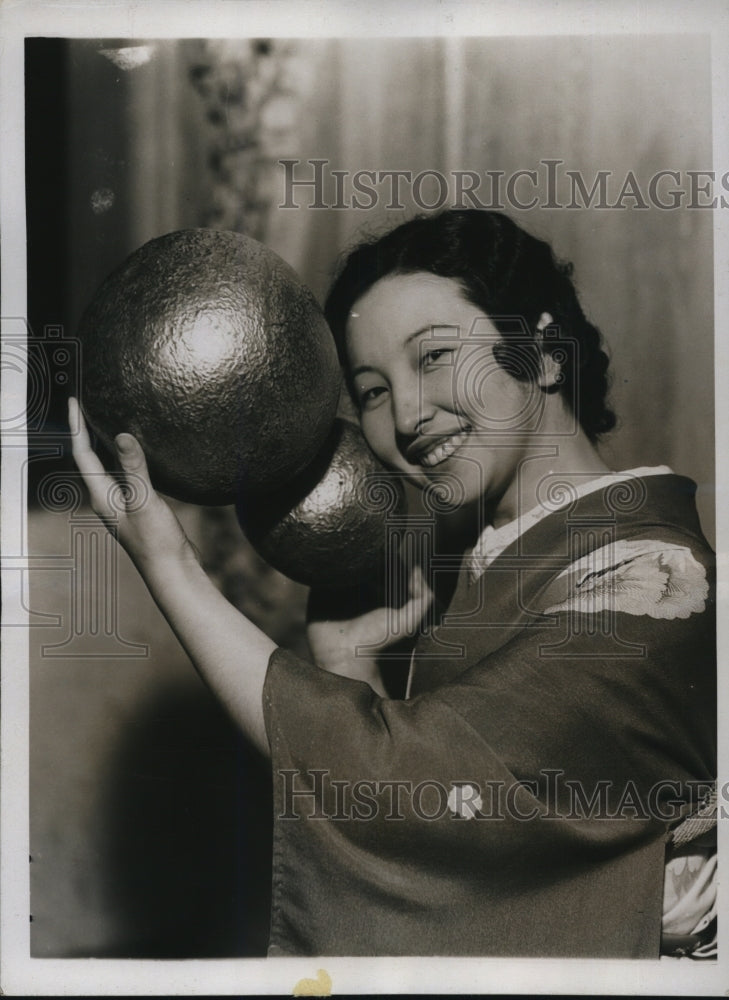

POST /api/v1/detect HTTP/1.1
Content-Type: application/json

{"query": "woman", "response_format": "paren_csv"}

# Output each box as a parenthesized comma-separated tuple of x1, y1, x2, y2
(70, 210, 716, 958)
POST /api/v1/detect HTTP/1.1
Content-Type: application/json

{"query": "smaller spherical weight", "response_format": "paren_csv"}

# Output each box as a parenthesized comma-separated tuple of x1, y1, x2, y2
(237, 419, 406, 588)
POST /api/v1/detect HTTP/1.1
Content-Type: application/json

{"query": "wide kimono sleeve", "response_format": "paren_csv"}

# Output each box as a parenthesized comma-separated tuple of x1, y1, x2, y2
(261, 543, 715, 959)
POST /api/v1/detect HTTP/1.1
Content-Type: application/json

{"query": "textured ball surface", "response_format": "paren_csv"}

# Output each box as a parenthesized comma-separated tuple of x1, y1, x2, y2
(237, 419, 407, 588)
(78, 229, 341, 504)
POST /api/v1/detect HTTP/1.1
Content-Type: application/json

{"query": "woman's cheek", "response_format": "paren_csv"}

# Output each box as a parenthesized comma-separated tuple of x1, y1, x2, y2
(450, 348, 486, 418)
(359, 411, 391, 465)
(453, 352, 533, 431)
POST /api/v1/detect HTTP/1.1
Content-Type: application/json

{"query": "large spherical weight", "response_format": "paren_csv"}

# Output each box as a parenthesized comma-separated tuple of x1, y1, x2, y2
(78, 229, 341, 504)
(237, 419, 406, 588)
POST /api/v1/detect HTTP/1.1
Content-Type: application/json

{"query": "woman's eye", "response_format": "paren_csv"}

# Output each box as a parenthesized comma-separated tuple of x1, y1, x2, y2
(422, 347, 454, 368)
(359, 385, 388, 408)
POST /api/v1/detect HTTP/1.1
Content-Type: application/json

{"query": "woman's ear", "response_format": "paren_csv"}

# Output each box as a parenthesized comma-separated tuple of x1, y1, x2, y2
(535, 312, 561, 388)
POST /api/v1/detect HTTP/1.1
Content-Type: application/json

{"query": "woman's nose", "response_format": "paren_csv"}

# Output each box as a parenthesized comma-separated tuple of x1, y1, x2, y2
(392, 388, 434, 437)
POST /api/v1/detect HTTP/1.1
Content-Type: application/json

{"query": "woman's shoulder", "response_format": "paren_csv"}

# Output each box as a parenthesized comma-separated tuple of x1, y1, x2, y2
(532, 467, 714, 621)
(468, 466, 711, 577)
(538, 536, 712, 622)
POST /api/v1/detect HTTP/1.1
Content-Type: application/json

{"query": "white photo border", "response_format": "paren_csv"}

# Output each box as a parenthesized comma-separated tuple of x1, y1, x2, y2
(2, 0, 728, 995)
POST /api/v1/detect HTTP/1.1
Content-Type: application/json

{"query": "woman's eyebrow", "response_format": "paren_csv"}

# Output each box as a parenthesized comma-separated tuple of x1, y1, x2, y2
(350, 325, 453, 378)
(404, 325, 436, 346)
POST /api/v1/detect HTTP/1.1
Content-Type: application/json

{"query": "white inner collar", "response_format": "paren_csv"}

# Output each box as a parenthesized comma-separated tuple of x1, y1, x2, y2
(467, 466, 673, 579)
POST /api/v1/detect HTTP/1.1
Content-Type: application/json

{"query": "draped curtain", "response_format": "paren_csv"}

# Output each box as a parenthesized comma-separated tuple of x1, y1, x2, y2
(264, 36, 714, 539)
(67, 34, 715, 534)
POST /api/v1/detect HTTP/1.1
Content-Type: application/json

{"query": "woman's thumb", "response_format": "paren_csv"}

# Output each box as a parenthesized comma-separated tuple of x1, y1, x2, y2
(115, 433, 150, 478)
(402, 564, 433, 633)
(408, 564, 429, 600)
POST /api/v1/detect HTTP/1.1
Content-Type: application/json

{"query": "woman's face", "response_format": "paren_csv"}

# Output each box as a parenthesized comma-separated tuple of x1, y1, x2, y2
(345, 272, 549, 511)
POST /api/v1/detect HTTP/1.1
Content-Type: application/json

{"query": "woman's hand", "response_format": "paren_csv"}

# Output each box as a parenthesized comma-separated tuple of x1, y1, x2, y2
(68, 397, 196, 574)
(307, 563, 433, 695)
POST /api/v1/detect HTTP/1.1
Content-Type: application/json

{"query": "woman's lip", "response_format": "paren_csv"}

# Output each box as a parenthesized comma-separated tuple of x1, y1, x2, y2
(411, 428, 471, 467)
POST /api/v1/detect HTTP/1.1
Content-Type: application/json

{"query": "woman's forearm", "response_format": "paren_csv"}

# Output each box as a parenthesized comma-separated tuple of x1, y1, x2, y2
(139, 550, 276, 757)
(68, 400, 276, 758)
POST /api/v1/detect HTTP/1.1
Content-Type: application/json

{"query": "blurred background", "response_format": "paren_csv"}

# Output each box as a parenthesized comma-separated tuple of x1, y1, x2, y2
(26, 35, 714, 957)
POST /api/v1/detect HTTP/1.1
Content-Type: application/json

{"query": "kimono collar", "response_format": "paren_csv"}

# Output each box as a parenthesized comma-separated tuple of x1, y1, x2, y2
(467, 466, 673, 581)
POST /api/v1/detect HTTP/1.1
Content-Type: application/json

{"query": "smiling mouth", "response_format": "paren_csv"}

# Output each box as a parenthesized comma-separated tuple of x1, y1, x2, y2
(416, 428, 471, 467)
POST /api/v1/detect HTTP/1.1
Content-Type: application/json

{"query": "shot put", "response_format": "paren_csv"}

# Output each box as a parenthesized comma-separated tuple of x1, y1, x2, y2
(237, 419, 407, 588)
(77, 229, 341, 504)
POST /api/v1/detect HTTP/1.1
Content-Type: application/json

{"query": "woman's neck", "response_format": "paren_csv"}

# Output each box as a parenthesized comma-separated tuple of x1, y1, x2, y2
(491, 430, 611, 530)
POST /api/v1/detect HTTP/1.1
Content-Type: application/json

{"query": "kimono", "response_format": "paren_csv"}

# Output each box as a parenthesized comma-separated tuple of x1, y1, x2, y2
(262, 469, 716, 957)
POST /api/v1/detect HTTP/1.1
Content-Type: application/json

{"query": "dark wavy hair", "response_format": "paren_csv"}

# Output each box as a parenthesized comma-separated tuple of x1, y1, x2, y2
(324, 210, 615, 442)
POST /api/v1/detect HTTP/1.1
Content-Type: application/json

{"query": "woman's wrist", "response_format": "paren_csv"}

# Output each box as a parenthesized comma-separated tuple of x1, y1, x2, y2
(132, 536, 201, 585)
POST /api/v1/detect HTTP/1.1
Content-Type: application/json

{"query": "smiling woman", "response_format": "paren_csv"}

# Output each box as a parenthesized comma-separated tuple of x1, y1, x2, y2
(343, 271, 609, 525)
(270, 209, 716, 956)
(326, 211, 619, 530)
(69, 209, 716, 959)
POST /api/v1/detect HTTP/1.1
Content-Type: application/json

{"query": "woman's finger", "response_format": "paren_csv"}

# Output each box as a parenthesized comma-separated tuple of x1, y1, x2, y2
(408, 564, 427, 600)
(113, 433, 154, 515)
(402, 565, 434, 634)
(68, 397, 105, 473)
(68, 396, 114, 514)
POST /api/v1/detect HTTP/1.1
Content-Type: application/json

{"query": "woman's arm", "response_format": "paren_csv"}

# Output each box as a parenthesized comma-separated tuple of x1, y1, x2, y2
(135, 548, 275, 757)
(69, 398, 275, 757)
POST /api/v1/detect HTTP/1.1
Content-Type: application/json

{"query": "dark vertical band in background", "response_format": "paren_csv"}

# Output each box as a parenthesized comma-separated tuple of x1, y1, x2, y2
(25, 39, 274, 958)
(25, 38, 70, 499)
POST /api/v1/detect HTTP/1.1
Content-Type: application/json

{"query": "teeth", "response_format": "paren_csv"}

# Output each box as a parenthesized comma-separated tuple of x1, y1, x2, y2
(420, 430, 469, 467)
